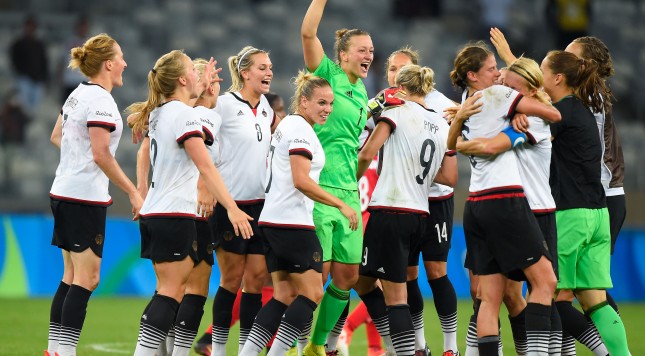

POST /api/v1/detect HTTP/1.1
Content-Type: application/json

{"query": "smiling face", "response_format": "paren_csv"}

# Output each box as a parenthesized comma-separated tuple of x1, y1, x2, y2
(181, 55, 200, 99)
(241, 52, 273, 95)
(386, 52, 414, 87)
(468, 54, 500, 91)
(109, 42, 127, 87)
(301, 86, 334, 126)
(340, 35, 374, 82)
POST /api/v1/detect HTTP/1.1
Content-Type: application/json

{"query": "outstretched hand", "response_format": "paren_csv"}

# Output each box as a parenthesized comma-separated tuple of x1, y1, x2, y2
(490, 27, 517, 66)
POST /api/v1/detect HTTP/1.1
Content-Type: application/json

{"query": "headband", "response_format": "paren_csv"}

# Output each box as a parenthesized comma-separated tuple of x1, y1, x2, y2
(237, 48, 255, 73)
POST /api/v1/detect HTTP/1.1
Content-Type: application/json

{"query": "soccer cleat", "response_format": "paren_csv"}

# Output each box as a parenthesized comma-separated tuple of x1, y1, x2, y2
(367, 346, 386, 356)
(414, 344, 431, 356)
(193, 340, 212, 356)
(303, 342, 327, 356)
(285, 346, 298, 356)
(44, 352, 59, 356)
(442, 351, 461, 356)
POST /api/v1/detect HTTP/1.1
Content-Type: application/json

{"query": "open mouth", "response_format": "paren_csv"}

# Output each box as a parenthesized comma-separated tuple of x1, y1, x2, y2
(261, 79, 271, 86)
(360, 62, 370, 72)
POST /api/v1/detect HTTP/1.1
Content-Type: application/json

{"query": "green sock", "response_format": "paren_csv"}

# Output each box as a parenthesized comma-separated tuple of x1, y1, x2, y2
(589, 303, 630, 356)
(310, 281, 350, 346)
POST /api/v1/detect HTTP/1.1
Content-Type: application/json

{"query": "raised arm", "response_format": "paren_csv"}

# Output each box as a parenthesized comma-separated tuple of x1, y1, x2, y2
(302, 0, 327, 72)
(490, 27, 517, 67)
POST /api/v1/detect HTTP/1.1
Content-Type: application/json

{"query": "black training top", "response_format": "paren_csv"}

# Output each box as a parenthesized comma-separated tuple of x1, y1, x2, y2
(550, 95, 606, 210)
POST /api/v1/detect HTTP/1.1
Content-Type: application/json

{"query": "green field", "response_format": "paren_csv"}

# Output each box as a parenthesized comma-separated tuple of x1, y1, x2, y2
(1, 298, 642, 355)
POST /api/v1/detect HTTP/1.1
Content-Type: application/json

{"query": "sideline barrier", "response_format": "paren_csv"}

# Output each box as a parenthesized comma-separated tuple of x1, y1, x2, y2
(1, 214, 644, 300)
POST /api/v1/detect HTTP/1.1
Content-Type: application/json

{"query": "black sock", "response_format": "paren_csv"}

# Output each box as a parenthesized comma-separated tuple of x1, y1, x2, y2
(196, 331, 211, 345)
(549, 300, 563, 355)
(360, 288, 389, 338)
(272, 296, 318, 353)
(406, 279, 425, 337)
(48, 282, 70, 347)
(242, 298, 288, 353)
(138, 294, 179, 350)
(388, 304, 415, 355)
(428, 275, 458, 338)
(173, 294, 207, 350)
(525, 302, 551, 355)
(138, 290, 157, 344)
(239, 292, 263, 350)
(211, 287, 237, 346)
(508, 308, 528, 355)
(606, 291, 619, 314)
(59, 284, 92, 348)
(478, 335, 500, 356)
(556, 300, 606, 353)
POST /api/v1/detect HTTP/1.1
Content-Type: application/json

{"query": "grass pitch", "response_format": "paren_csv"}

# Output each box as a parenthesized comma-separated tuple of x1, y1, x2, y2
(1, 298, 642, 355)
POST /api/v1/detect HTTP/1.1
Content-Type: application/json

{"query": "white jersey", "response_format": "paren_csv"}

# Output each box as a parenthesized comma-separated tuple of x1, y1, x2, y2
(461, 85, 524, 193)
(140, 101, 204, 217)
(259, 115, 325, 229)
(195, 105, 222, 164)
(214, 92, 275, 203)
(50, 82, 123, 205)
(425, 89, 457, 200)
(369, 102, 448, 214)
(515, 117, 556, 212)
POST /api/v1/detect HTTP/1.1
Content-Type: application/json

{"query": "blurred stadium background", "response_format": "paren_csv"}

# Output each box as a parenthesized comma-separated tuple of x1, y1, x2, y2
(0, 0, 643, 354)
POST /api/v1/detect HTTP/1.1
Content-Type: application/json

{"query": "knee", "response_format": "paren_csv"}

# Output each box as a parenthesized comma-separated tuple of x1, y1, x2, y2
(274, 286, 298, 305)
(426, 264, 447, 280)
(307, 288, 324, 305)
(77, 272, 100, 291)
(220, 271, 243, 290)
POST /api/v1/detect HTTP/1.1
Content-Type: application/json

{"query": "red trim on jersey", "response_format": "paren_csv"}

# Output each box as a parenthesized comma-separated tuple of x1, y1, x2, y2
(252, 108, 257, 116)
(235, 199, 265, 205)
(525, 131, 537, 145)
(140, 212, 197, 219)
(375, 116, 396, 132)
(49, 193, 113, 207)
(532, 208, 556, 214)
(289, 148, 313, 160)
(446, 150, 457, 157)
(368, 206, 429, 216)
(203, 126, 214, 146)
(176, 130, 204, 144)
(195, 216, 209, 221)
(258, 221, 316, 230)
(428, 192, 454, 201)
(467, 192, 526, 202)
(507, 94, 524, 118)
(468, 185, 524, 197)
(270, 112, 276, 127)
(87, 121, 116, 132)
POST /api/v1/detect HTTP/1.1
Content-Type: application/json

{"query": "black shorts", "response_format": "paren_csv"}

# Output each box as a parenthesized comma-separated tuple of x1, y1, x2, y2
(139, 217, 198, 263)
(409, 197, 454, 265)
(50, 198, 107, 258)
(360, 210, 427, 283)
(463, 195, 550, 281)
(261, 227, 323, 273)
(606, 194, 626, 254)
(210, 202, 264, 255)
(535, 212, 558, 279)
(195, 219, 215, 266)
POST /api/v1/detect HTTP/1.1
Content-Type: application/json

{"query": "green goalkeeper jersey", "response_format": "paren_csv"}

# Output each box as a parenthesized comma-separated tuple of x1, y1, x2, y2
(312, 55, 368, 191)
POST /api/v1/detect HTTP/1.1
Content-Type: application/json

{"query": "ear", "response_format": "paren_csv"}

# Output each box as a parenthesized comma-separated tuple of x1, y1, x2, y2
(178, 76, 187, 87)
(105, 59, 113, 71)
(554, 73, 564, 86)
(529, 88, 538, 97)
(339, 50, 349, 63)
(466, 71, 478, 83)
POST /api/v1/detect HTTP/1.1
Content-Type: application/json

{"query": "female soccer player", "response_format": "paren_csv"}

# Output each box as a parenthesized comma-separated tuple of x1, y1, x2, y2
(541, 50, 630, 355)
(209, 46, 279, 356)
(355, 64, 457, 356)
(127, 50, 252, 355)
(447, 42, 560, 356)
(301, 1, 372, 354)
(239, 71, 358, 356)
(47, 33, 143, 356)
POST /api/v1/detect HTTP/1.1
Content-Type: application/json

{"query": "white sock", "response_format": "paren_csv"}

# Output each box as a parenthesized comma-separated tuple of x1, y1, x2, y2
(56, 344, 76, 356)
(211, 342, 227, 356)
(134, 343, 158, 356)
(445, 331, 458, 352)
(414, 326, 426, 351)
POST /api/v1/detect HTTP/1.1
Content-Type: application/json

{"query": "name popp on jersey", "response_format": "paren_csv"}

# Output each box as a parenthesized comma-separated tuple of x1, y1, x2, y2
(424, 121, 439, 134)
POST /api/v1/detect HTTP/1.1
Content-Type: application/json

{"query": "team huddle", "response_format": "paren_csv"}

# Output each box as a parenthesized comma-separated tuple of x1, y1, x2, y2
(45, 0, 630, 356)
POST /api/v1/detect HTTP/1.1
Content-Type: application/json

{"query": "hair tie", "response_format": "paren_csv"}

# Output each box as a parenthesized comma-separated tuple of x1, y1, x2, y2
(151, 68, 157, 74)
(237, 48, 255, 73)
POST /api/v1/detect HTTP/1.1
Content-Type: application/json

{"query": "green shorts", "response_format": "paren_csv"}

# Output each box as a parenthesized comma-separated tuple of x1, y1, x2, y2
(556, 208, 612, 290)
(313, 186, 363, 264)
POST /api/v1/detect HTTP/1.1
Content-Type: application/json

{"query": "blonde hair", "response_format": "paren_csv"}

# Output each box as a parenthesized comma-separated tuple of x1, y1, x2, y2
(395, 64, 435, 97)
(227, 46, 269, 92)
(69, 33, 117, 78)
(126, 50, 188, 134)
(507, 57, 550, 105)
(289, 70, 332, 113)
(193, 58, 209, 98)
